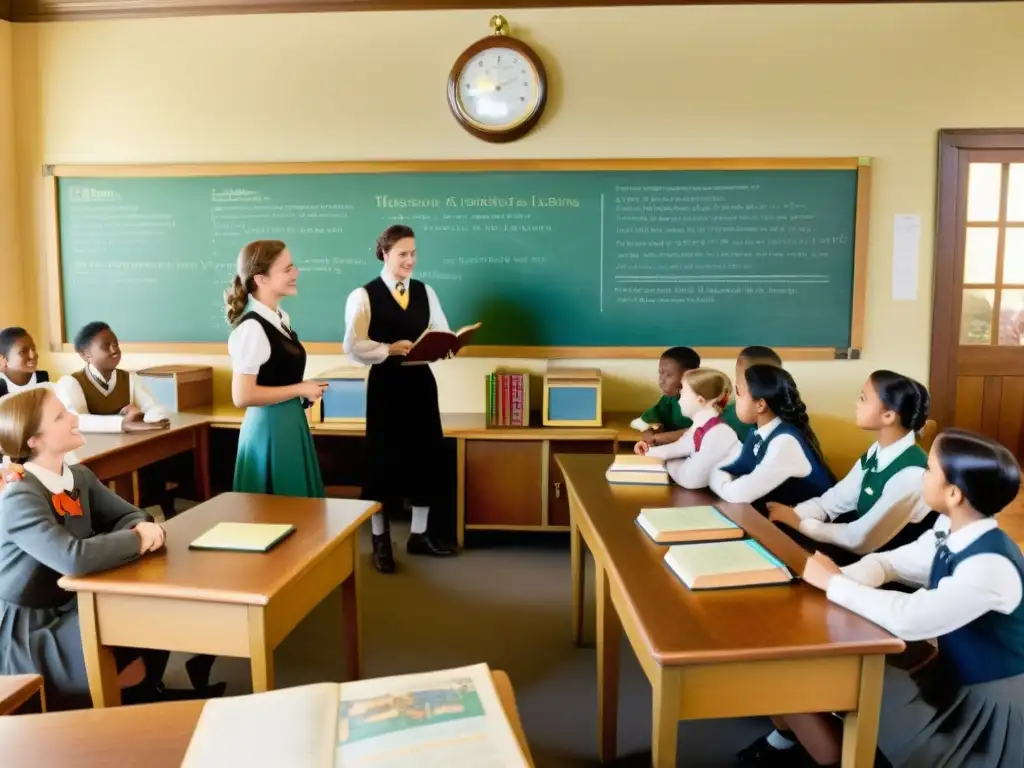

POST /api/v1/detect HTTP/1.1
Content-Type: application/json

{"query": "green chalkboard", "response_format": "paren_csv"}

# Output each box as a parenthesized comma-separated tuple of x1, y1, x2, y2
(54, 161, 866, 351)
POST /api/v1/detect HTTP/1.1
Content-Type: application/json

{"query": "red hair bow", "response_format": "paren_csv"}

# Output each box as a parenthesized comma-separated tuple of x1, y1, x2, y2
(52, 491, 83, 517)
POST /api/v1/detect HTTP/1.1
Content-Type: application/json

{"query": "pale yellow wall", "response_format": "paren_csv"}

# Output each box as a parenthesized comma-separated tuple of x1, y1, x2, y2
(11, 4, 1024, 416)
(0, 20, 22, 327)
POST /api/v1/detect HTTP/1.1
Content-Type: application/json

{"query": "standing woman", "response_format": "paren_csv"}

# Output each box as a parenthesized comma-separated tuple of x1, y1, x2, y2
(343, 225, 456, 573)
(226, 240, 328, 497)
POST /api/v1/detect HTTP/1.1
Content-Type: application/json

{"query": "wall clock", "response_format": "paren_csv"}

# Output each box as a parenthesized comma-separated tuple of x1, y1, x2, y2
(447, 15, 549, 143)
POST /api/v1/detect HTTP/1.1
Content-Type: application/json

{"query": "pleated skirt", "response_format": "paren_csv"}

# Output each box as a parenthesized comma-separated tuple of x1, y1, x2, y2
(234, 398, 325, 498)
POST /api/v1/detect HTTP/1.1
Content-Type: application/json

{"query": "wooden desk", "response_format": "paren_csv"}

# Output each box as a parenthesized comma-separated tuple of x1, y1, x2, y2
(0, 674, 44, 715)
(0, 670, 533, 768)
(558, 453, 904, 768)
(76, 414, 211, 506)
(59, 493, 378, 708)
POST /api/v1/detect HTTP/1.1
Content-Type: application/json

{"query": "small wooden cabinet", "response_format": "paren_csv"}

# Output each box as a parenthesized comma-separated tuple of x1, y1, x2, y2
(548, 440, 614, 527)
(465, 440, 544, 528)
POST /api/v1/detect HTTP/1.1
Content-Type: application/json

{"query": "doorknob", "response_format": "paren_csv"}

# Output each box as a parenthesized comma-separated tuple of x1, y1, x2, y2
(554, 482, 562, 498)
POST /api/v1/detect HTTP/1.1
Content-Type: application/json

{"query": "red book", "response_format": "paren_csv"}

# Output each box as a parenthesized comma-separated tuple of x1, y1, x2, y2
(402, 323, 482, 365)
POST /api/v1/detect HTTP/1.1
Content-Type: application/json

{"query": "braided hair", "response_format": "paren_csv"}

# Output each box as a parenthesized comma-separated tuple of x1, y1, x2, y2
(744, 364, 835, 481)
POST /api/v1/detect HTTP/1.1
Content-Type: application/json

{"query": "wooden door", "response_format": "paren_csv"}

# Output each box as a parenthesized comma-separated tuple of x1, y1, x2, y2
(931, 131, 1024, 460)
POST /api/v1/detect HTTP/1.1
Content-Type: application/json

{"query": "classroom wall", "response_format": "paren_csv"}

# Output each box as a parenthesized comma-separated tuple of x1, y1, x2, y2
(0, 20, 22, 328)
(11, 3, 1024, 416)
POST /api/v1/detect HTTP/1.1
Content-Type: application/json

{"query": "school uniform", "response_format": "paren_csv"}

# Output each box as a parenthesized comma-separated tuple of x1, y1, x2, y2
(646, 406, 740, 489)
(720, 399, 753, 440)
(828, 517, 1024, 767)
(0, 370, 49, 397)
(0, 463, 160, 709)
(54, 366, 168, 432)
(709, 417, 832, 511)
(228, 299, 324, 498)
(792, 431, 936, 557)
(630, 395, 692, 433)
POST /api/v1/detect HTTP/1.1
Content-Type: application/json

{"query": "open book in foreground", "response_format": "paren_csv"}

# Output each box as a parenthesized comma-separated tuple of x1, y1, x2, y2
(664, 539, 792, 590)
(402, 323, 482, 365)
(181, 663, 529, 768)
(636, 506, 744, 544)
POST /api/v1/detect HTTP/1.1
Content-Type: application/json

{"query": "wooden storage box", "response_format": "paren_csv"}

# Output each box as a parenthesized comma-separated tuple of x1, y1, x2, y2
(136, 365, 212, 412)
(316, 367, 368, 424)
(542, 368, 602, 427)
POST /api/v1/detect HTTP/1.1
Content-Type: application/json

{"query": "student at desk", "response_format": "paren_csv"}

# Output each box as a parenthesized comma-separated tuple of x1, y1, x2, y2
(0, 327, 49, 396)
(725, 345, 783, 441)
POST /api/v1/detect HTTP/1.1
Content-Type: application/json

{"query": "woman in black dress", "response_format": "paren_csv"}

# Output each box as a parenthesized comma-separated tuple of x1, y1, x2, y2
(342, 225, 456, 573)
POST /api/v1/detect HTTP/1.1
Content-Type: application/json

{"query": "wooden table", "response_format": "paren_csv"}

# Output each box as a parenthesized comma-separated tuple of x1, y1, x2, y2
(0, 670, 533, 767)
(558, 453, 904, 768)
(0, 674, 44, 715)
(76, 413, 212, 506)
(59, 493, 378, 708)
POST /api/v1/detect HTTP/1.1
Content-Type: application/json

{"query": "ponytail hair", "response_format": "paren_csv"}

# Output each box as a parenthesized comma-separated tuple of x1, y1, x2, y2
(868, 370, 930, 433)
(934, 429, 1020, 517)
(683, 368, 732, 411)
(0, 387, 52, 464)
(224, 240, 287, 326)
(744, 364, 833, 479)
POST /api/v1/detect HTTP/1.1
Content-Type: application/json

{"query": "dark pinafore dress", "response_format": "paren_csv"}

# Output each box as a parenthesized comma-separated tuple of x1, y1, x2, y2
(232, 312, 324, 498)
(361, 278, 444, 510)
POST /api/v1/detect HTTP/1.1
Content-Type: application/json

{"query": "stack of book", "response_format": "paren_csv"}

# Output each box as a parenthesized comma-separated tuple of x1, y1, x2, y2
(604, 454, 670, 485)
(486, 372, 531, 427)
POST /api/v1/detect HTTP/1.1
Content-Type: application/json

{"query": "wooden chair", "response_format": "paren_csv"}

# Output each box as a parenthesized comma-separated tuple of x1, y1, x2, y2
(0, 675, 45, 715)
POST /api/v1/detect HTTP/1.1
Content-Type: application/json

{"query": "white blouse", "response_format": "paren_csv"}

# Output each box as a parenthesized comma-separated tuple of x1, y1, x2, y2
(227, 298, 295, 375)
(709, 418, 813, 504)
(54, 366, 168, 434)
(647, 406, 740, 489)
(343, 268, 449, 366)
(1, 372, 41, 394)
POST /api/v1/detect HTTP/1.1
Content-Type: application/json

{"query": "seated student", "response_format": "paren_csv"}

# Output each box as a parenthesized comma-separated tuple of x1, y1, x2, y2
(723, 345, 783, 441)
(630, 346, 701, 447)
(54, 321, 169, 433)
(768, 371, 935, 564)
(709, 364, 833, 512)
(0, 327, 49, 396)
(742, 430, 1023, 768)
(635, 368, 740, 489)
(0, 388, 224, 709)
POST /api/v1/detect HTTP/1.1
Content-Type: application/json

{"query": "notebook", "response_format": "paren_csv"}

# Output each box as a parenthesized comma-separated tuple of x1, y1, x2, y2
(664, 539, 792, 589)
(636, 506, 744, 544)
(605, 454, 670, 486)
(189, 522, 296, 553)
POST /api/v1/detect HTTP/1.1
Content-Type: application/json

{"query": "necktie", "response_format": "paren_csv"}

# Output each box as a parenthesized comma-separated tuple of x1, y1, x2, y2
(862, 451, 878, 474)
(393, 281, 409, 310)
(751, 433, 764, 456)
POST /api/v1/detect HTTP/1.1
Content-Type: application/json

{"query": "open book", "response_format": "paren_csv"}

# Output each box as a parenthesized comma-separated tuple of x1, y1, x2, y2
(181, 663, 529, 768)
(636, 506, 743, 544)
(402, 323, 482, 365)
(664, 539, 792, 590)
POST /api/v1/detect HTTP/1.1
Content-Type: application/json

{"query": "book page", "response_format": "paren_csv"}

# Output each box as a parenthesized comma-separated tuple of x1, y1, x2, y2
(181, 683, 339, 768)
(666, 540, 788, 579)
(335, 663, 527, 768)
(609, 455, 664, 472)
(639, 506, 738, 534)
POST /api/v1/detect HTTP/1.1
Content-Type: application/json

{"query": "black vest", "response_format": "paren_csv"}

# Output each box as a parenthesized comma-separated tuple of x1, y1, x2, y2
(235, 312, 306, 387)
(364, 278, 430, 369)
(0, 370, 49, 397)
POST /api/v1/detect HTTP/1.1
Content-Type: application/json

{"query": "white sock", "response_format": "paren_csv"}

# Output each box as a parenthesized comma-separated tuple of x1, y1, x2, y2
(411, 506, 429, 535)
(766, 730, 796, 750)
(371, 513, 387, 536)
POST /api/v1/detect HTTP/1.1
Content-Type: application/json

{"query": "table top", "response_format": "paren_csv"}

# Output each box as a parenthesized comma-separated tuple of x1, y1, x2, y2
(74, 413, 211, 465)
(557, 453, 905, 667)
(0, 674, 42, 715)
(59, 493, 379, 605)
(0, 670, 533, 768)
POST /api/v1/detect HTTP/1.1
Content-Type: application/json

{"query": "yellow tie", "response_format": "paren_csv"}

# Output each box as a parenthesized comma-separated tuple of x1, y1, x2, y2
(392, 281, 409, 310)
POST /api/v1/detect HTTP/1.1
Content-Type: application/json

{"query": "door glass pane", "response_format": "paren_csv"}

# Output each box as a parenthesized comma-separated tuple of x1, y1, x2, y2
(960, 288, 995, 344)
(967, 163, 1003, 222)
(1005, 229, 1024, 284)
(1007, 164, 1024, 222)
(964, 227, 999, 283)
(998, 289, 1024, 346)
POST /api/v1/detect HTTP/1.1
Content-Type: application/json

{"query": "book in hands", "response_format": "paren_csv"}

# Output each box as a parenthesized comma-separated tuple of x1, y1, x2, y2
(180, 663, 530, 768)
(636, 506, 744, 544)
(402, 322, 482, 365)
(605, 454, 670, 486)
(188, 522, 296, 553)
(664, 539, 792, 590)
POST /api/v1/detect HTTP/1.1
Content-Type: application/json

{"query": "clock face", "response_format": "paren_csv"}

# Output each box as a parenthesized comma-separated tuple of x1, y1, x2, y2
(454, 46, 541, 131)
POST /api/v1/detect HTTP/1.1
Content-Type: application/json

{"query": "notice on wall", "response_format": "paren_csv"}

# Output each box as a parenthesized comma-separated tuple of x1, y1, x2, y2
(892, 214, 921, 301)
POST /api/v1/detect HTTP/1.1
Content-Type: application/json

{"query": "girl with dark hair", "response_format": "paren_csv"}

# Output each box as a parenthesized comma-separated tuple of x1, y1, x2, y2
(768, 371, 935, 561)
(743, 430, 1024, 768)
(709, 364, 832, 512)
(0, 327, 48, 397)
(342, 225, 456, 573)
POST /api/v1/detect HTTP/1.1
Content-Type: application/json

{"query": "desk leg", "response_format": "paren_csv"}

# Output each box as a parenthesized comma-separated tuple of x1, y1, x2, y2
(342, 539, 362, 682)
(595, 564, 620, 763)
(247, 606, 275, 692)
(842, 654, 885, 768)
(570, 512, 585, 646)
(652, 668, 681, 768)
(456, 438, 465, 549)
(194, 424, 211, 501)
(79, 592, 121, 708)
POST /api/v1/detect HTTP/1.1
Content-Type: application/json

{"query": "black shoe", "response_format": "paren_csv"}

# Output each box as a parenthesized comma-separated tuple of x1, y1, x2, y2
(736, 735, 806, 766)
(372, 533, 396, 573)
(121, 680, 227, 706)
(185, 654, 216, 690)
(406, 532, 457, 557)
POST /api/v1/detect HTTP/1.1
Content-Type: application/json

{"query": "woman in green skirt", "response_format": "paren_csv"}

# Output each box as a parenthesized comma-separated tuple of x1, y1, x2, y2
(225, 240, 328, 497)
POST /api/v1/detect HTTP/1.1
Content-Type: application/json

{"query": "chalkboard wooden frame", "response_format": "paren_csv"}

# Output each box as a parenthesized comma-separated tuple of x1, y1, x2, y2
(44, 157, 871, 359)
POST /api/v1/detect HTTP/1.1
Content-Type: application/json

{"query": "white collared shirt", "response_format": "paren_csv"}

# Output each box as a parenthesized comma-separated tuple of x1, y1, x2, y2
(227, 297, 296, 375)
(343, 268, 450, 366)
(23, 461, 75, 494)
(1, 372, 41, 394)
(794, 431, 931, 555)
(647, 406, 740, 489)
(54, 365, 168, 434)
(708, 417, 813, 504)
(828, 517, 1023, 641)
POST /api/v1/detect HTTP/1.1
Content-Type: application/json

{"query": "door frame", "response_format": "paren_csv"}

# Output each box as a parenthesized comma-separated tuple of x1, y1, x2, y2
(929, 129, 1024, 429)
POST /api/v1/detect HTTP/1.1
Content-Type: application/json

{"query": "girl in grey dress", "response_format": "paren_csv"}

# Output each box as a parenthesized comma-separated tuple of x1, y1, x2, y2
(0, 387, 171, 709)
(739, 428, 1024, 768)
